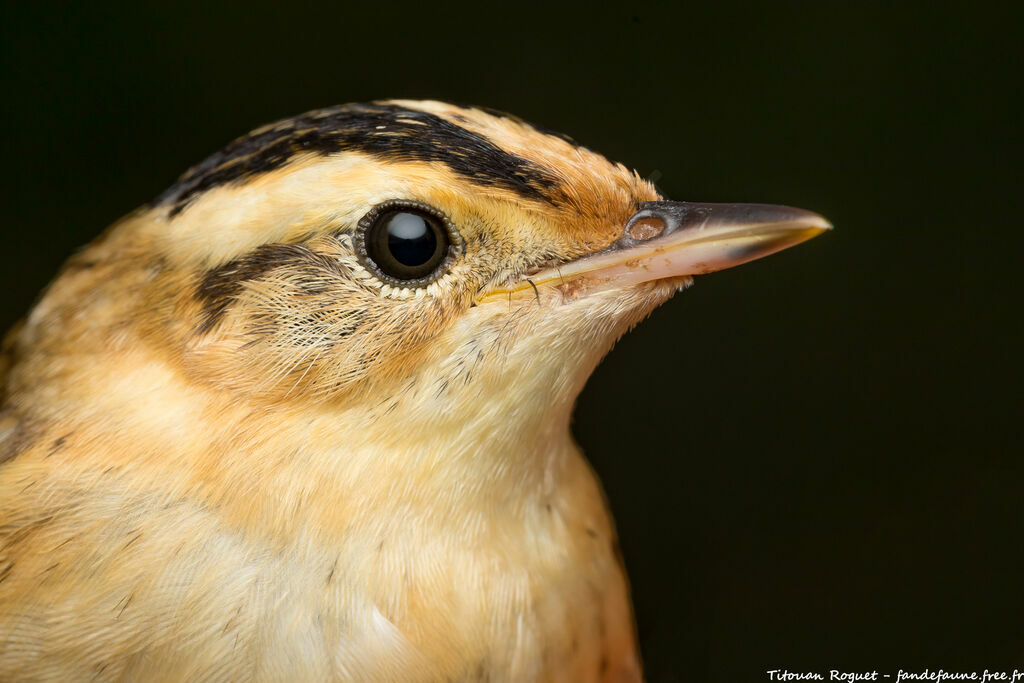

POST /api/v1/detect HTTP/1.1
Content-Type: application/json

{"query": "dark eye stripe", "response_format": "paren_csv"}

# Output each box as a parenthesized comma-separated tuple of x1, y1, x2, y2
(195, 243, 346, 334)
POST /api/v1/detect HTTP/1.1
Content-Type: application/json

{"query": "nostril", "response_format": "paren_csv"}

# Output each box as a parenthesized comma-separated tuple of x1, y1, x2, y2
(626, 216, 666, 241)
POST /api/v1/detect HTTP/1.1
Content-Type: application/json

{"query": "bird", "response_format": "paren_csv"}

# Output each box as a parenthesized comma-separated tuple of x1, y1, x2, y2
(0, 100, 828, 681)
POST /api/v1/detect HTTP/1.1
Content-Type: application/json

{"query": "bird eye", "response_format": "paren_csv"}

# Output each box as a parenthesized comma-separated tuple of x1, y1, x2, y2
(355, 201, 461, 286)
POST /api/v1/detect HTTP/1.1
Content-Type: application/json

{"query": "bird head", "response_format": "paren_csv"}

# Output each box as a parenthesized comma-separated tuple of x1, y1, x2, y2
(16, 100, 828, 461)
(0, 99, 831, 682)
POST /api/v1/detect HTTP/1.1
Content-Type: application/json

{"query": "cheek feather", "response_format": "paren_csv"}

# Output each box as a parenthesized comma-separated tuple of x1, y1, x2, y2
(183, 235, 477, 401)
(195, 243, 354, 335)
(0, 101, 690, 680)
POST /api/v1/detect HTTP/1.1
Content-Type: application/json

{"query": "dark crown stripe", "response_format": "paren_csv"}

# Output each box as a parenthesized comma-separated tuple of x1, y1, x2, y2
(155, 103, 565, 217)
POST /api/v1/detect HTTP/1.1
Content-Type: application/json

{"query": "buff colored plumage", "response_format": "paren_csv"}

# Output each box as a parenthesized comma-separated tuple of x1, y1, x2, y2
(0, 100, 827, 681)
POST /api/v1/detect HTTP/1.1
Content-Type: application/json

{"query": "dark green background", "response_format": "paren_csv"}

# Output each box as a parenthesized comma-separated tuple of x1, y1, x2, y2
(3, 2, 1022, 680)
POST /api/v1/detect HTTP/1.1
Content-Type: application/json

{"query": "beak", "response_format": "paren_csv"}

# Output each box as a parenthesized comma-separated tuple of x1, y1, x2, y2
(479, 201, 831, 302)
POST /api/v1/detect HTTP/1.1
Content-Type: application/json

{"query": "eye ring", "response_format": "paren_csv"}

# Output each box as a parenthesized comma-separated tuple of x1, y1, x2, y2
(354, 200, 463, 287)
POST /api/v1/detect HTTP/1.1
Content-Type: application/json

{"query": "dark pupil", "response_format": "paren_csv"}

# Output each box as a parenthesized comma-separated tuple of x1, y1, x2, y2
(386, 212, 437, 266)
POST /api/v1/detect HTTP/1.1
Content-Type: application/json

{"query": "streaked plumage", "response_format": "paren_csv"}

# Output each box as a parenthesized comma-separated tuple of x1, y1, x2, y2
(0, 100, 827, 681)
